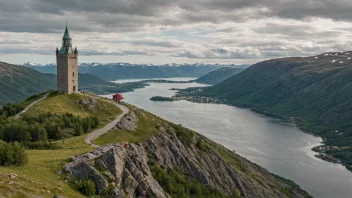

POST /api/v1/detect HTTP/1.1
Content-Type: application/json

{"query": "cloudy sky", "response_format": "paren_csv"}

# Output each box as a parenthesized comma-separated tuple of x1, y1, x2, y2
(0, 0, 352, 65)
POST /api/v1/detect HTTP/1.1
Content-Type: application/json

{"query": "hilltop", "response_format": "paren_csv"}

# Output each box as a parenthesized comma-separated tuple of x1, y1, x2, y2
(0, 92, 311, 198)
(178, 51, 352, 171)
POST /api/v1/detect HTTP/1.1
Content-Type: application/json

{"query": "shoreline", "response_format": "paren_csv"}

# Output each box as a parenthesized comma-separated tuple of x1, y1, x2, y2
(168, 94, 351, 172)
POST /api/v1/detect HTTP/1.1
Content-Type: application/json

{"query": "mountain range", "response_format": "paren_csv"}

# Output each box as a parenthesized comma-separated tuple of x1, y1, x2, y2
(190, 51, 352, 171)
(23, 62, 248, 80)
(1, 61, 245, 106)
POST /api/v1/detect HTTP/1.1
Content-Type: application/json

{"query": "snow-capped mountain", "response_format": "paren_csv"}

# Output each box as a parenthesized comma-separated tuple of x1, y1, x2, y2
(23, 62, 249, 80)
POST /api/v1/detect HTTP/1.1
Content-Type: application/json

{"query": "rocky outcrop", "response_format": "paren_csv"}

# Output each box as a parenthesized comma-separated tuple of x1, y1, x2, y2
(63, 144, 166, 197)
(142, 127, 297, 198)
(63, 120, 310, 198)
(78, 96, 99, 111)
(114, 111, 138, 131)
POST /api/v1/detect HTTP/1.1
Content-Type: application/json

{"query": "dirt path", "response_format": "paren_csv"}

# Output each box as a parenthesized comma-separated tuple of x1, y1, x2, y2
(14, 92, 51, 118)
(85, 102, 129, 147)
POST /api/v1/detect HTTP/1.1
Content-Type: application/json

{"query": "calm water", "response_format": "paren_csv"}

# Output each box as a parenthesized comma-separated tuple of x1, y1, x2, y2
(103, 77, 352, 198)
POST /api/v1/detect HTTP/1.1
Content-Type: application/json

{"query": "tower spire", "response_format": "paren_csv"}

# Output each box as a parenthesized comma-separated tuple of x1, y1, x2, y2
(58, 22, 73, 54)
(63, 21, 70, 39)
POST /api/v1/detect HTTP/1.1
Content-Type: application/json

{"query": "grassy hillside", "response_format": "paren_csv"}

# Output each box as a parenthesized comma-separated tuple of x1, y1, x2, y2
(0, 62, 55, 106)
(0, 94, 311, 197)
(93, 105, 161, 145)
(194, 51, 352, 171)
(25, 92, 121, 121)
(0, 93, 121, 197)
(0, 62, 149, 106)
(195, 67, 245, 85)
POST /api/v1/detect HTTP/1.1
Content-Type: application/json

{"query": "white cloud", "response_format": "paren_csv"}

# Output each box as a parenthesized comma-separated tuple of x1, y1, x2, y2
(0, 0, 352, 64)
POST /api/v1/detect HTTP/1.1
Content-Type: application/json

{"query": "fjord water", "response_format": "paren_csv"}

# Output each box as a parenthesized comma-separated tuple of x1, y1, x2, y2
(105, 78, 352, 198)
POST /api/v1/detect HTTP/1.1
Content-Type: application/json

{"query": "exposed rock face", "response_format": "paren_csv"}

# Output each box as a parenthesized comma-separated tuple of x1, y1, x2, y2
(78, 96, 98, 110)
(63, 144, 166, 197)
(63, 123, 310, 198)
(114, 111, 138, 131)
(107, 188, 124, 198)
(143, 127, 301, 198)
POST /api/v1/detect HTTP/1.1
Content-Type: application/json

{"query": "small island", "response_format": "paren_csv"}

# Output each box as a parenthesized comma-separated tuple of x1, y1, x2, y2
(150, 96, 174, 101)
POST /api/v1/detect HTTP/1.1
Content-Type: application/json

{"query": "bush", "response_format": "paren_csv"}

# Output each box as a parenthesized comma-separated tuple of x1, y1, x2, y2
(169, 123, 194, 146)
(74, 123, 83, 136)
(197, 138, 207, 151)
(0, 140, 28, 166)
(77, 179, 96, 196)
(0, 103, 24, 118)
(12, 142, 28, 166)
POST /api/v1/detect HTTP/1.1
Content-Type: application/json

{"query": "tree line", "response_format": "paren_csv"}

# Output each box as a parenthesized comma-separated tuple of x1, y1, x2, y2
(0, 112, 99, 149)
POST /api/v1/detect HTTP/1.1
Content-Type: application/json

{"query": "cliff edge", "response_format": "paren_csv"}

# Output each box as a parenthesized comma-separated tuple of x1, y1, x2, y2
(63, 106, 311, 198)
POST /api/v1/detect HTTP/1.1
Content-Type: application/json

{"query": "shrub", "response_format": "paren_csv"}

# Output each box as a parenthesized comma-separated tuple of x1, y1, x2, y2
(77, 179, 96, 196)
(12, 142, 28, 166)
(169, 123, 194, 146)
(0, 140, 28, 166)
(197, 138, 207, 151)
(74, 123, 83, 136)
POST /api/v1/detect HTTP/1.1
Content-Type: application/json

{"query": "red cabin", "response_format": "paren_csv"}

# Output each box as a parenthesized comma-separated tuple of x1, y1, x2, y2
(113, 93, 124, 103)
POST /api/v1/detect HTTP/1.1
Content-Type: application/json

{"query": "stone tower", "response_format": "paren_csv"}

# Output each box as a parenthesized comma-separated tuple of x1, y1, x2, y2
(56, 24, 78, 94)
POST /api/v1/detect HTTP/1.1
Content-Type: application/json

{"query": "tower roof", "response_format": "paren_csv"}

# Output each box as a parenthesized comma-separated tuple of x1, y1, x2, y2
(63, 24, 71, 39)
(58, 22, 75, 54)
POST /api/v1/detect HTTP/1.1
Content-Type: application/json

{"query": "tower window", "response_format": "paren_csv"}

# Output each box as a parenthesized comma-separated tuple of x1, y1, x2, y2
(73, 72, 74, 77)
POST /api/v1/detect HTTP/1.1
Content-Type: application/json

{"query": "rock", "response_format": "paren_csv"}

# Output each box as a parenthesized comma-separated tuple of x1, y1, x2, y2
(136, 110, 146, 117)
(78, 96, 98, 110)
(122, 168, 139, 196)
(96, 146, 127, 184)
(63, 144, 166, 198)
(9, 173, 18, 179)
(79, 96, 97, 105)
(115, 111, 138, 131)
(187, 159, 209, 185)
(107, 188, 124, 198)
(64, 162, 108, 195)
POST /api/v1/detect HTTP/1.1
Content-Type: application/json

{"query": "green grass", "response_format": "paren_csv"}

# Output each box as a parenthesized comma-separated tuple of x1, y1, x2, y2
(0, 94, 123, 197)
(93, 107, 161, 145)
(0, 135, 92, 197)
(25, 93, 121, 122)
(17, 91, 50, 109)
